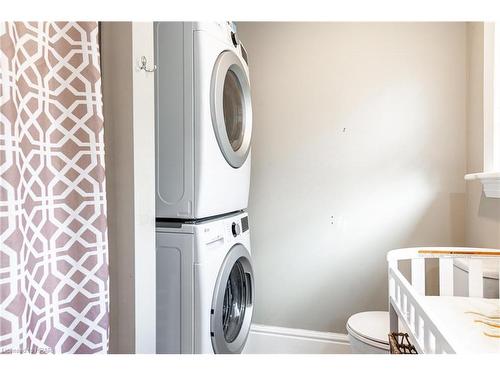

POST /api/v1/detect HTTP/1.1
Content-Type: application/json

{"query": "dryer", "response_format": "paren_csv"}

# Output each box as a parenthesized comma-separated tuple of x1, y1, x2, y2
(155, 22, 252, 219)
(156, 211, 254, 354)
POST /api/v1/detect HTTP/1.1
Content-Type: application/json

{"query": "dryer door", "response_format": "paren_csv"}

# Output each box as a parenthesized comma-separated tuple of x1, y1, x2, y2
(210, 243, 254, 353)
(211, 51, 252, 168)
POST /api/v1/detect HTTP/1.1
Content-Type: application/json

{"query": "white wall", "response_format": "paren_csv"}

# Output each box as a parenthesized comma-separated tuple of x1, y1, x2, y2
(131, 22, 156, 354)
(101, 22, 156, 353)
(237, 22, 467, 333)
(465, 23, 500, 248)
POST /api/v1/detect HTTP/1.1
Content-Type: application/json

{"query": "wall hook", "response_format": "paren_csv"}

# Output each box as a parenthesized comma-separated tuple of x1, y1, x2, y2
(139, 56, 157, 72)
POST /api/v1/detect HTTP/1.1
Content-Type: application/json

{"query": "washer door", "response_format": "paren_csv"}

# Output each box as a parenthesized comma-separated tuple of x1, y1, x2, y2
(211, 50, 252, 168)
(211, 244, 254, 354)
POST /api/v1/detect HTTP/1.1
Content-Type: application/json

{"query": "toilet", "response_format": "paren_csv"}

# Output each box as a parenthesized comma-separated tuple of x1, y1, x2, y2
(346, 311, 390, 354)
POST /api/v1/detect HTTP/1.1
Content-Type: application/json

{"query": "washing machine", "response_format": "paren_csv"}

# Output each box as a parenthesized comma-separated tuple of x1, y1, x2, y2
(156, 211, 254, 354)
(154, 22, 252, 219)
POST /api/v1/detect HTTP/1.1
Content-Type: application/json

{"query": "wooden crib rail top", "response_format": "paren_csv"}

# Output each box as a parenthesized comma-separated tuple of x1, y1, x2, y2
(387, 247, 500, 263)
(418, 249, 500, 257)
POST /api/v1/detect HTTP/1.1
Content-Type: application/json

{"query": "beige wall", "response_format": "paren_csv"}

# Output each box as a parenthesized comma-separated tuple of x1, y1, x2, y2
(102, 22, 135, 353)
(238, 22, 467, 333)
(101, 22, 156, 353)
(465, 23, 500, 248)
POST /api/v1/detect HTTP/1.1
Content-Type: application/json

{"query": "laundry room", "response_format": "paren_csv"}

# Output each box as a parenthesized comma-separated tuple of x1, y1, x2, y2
(99, 21, 500, 355)
(1, 4, 500, 367)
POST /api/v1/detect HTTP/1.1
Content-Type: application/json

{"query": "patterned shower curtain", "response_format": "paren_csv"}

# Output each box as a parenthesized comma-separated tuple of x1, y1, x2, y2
(0, 22, 109, 353)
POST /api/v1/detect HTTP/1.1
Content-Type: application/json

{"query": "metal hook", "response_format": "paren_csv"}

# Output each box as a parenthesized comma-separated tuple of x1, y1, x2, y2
(139, 56, 157, 73)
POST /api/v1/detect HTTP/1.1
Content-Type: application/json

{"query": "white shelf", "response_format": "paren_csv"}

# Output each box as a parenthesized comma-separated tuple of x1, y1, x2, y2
(464, 171, 500, 198)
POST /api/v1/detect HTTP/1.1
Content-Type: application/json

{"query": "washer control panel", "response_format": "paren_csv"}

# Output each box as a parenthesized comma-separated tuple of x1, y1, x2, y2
(241, 216, 249, 232)
(230, 215, 249, 238)
(200, 213, 250, 248)
(231, 222, 241, 237)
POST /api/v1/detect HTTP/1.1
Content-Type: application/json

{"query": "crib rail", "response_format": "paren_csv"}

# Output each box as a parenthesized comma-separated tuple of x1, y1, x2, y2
(387, 247, 500, 354)
(387, 247, 500, 298)
(388, 265, 455, 353)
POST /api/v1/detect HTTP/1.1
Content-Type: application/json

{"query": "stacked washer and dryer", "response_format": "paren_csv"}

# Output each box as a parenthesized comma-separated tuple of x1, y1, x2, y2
(154, 22, 255, 354)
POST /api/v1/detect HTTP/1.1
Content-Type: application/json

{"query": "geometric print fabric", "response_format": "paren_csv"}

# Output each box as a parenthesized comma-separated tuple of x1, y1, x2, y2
(0, 22, 109, 353)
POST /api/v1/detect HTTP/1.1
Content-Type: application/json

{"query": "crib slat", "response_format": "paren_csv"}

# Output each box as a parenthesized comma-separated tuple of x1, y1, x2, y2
(388, 259, 397, 270)
(468, 259, 483, 297)
(411, 258, 425, 294)
(439, 258, 454, 296)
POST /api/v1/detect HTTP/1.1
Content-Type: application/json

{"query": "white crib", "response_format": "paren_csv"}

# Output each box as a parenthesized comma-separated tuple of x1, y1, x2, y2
(387, 247, 500, 354)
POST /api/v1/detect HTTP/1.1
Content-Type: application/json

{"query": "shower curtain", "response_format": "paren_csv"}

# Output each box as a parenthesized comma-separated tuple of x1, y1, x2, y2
(0, 22, 109, 353)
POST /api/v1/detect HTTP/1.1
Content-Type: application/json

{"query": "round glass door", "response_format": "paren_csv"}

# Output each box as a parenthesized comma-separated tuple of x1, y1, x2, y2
(211, 51, 252, 168)
(211, 244, 254, 353)
(223, 71, 245, 152)
(222, 260, 248, 342)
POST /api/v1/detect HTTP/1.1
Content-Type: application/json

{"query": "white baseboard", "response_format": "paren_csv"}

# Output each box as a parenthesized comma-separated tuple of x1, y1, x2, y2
(243, 324, 352, 354)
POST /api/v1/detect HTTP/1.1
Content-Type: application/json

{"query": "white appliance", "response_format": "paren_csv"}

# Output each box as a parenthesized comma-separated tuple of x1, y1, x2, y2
(156, 211, 254, 354)
(154, 22, 252, 219)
